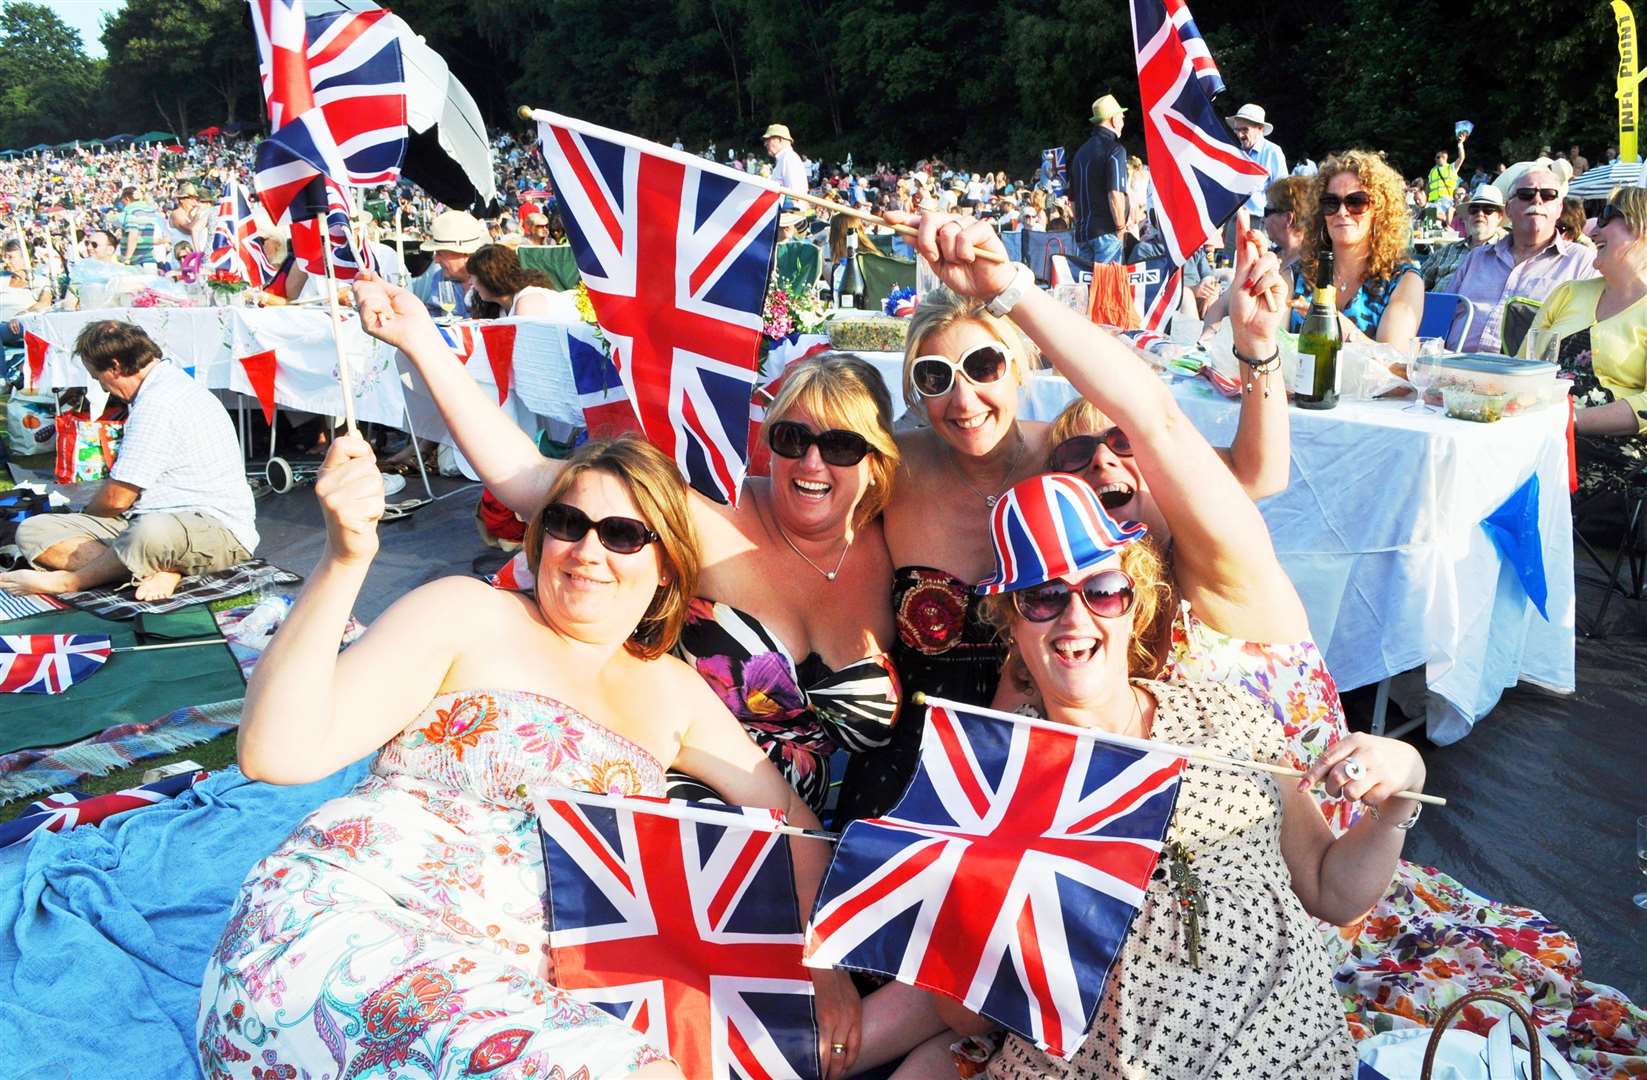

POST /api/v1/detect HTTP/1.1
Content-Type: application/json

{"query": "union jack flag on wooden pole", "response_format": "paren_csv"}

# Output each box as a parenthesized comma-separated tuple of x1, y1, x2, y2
(1130, 0, 1268, 265)
(528, 108, 784, 505)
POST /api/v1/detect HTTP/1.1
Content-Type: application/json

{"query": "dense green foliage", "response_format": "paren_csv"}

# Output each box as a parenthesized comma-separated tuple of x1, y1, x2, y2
(2, 0, 1630, 177)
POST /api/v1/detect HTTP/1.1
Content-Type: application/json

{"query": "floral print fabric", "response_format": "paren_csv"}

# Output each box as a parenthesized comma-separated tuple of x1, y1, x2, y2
(1166, 604, 1647, 1079)
(196, 689, 672, 1080)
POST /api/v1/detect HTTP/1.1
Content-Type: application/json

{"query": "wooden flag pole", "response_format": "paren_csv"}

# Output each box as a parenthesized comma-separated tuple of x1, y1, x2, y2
(912, 692, 1447, 807)
(318, 234, 361, 436)
(515, 105, 1006, 265)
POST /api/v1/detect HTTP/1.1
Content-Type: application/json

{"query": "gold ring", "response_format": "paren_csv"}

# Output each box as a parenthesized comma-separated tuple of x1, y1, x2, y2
(832, 1044, 846, 1054)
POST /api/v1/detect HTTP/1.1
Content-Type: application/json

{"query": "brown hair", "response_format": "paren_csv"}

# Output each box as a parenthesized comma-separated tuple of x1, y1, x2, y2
(1299, 149, 1411, 292)
(75, 320, 162, 376)
(758, 352, 900, 528)
(979, 535, 1171, 679)
(522, 436, 699, 660)
(829, 214, 879, 263)
(1264, 175, 1313, 221)
(466, 243, 554, 317)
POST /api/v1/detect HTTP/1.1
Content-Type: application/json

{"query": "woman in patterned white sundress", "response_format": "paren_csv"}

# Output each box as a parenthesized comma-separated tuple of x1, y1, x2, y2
(198, 434, 862, 1080)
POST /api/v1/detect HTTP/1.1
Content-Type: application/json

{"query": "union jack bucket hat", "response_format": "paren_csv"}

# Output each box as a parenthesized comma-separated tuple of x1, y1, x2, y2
(976, 473, 1147, 596)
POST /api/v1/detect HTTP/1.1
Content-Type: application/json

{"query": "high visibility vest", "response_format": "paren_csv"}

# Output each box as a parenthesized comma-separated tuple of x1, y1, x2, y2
(1427, 162, 1459, 202)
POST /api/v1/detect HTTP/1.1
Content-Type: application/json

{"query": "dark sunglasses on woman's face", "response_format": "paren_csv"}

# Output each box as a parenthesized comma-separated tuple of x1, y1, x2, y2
(541, 502, 659, 555)
(1012, 569, 1137, 623)
(767, 420, 872, 467)
(1597, 203, 1630, 230)
(1320, 192, 1371, 216)
(910, 342, 1011, 398)
(1512, 187, 1561, 205)
(1048, 428, 1133, 473)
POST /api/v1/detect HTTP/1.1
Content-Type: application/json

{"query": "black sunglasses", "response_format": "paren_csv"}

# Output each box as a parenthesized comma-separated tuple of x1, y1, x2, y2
(1012, 570, 1137, 623)
(910, 343, 1010, 398)
(1598, 203, 1629, 229)
(1512, 187, 1561, 205)
(1467, 205, 1500, 216)
(1048, 428, 1133, 473)
(541, 502, 659, 555)
(767, 420, 872, 467)
(1320, 192, 1371, 216)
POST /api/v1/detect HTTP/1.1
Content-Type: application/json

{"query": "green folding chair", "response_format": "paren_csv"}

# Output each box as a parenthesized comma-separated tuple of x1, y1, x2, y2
(855, 250, 917, 310)
(775, 241, 825, 293)
(517, 244, 581, 290)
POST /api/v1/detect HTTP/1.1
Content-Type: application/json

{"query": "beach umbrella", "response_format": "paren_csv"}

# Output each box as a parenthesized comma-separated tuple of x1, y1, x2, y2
(197, 125, 222, 139)
(134, 131, 176, 145)
(163, 144, 186, 153)
(0, 634, 227, 695)
(1568, 160, 1645, 199)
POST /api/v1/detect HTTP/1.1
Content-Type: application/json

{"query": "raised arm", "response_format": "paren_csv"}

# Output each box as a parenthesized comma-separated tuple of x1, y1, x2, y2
(237, 436, 460, 784)
(354, 273, 561, 516)
(904, 211, 1307, 643)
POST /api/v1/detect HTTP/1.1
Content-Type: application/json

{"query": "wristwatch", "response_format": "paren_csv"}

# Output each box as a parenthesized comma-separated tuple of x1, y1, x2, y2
(985, 262, 1035, 318)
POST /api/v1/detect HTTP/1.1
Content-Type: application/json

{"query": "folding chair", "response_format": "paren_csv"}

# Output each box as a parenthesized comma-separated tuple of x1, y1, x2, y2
(854, 250, 917, 310)
(1418, 291, 1472, 350)
(1499, 297, 1543, 357)
(1572, 457, 1647, 637)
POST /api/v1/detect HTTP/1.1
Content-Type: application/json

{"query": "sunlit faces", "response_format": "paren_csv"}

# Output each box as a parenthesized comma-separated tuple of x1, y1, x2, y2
(1010, 565, 1135, 708)
(433, 250, 470, 281)
(765, 407, 873, 534)
(1323, 171, 1372, 251)
(1262, 207, 1295, 251)
(1592, 202, 1641, 277)
(916, 320, 1022, 458)
(1508, 167, 1562, 249)
(1047, 426, 1155, 533)
(534, 469, 668, 644)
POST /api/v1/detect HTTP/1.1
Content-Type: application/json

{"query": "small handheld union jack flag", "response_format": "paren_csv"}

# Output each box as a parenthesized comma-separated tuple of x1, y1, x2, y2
(1124, 252, 1185, 333)
(804, 701, 1184, 1059)
(0, 634, 113, 695)
(532, 109, 783, 505)
(208, 181, 273, 289)
(1130, 0, 1268, 264)
(537, 790, 821, 1080)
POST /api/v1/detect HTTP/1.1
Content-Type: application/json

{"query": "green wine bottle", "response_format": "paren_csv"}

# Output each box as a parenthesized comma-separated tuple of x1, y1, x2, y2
(1294, 254, 1340, 410)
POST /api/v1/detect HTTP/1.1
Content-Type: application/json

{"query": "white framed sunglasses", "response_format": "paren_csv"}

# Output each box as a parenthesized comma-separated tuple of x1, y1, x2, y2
(909, 342, 1012, 398)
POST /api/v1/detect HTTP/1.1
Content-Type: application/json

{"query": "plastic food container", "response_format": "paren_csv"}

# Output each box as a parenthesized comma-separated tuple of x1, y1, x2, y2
(1431, 353, 1557, 415)
(826, 313, 908, 352)
(1442, 385, 1510, 423)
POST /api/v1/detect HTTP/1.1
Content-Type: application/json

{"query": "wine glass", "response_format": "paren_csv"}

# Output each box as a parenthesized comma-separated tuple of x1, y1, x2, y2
(1406, 336, 1445, 412)
(1636, 816, 1647, 910)
(435, 279, 457, 322)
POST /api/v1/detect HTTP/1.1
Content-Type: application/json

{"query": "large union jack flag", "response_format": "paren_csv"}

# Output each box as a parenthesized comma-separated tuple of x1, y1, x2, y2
(1130, 0, 1267, 265)
(537, 791, 821, 1080)
(534, 110, 782, 504)
(208, 181, 273, 288)
(1125, 253, 1184, 333)
(0, 634, 113, 695)
(805, 702, 1183, 1059)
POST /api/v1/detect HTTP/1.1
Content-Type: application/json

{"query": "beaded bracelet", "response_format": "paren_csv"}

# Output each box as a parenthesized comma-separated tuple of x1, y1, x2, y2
(1232, 344, 1282, 397)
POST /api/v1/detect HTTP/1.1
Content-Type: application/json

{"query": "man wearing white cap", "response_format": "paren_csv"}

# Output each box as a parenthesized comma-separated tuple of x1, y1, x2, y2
(1422, 184, 1505, 291)
(1070, 93, 1131, 264)
(1227, 103, 1288, 249)
(763, 123, 808, 208)
(411, 209, 486, 319)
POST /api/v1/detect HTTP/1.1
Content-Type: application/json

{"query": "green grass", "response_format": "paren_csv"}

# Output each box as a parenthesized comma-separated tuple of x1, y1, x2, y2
(0, 730, 242, 823)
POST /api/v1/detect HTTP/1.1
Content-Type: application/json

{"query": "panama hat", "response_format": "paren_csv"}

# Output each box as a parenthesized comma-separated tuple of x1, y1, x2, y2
(419, 210, 487, 254)
(175, 182, 200, 199)
(976, 474, 1147, 596)
(1090, 94, 1127, 124)
(762, 123, 794, 143)
(1227, 104, 1273, 136)
(1466, 185, 1506, 210)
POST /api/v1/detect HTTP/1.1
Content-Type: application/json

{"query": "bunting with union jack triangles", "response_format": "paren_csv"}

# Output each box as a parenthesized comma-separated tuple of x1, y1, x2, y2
(532, 109, 782, 505)
(804, 701, 1183, 1060)
(536, 791, 821, 1079)
(1129, 0, 1267, 264)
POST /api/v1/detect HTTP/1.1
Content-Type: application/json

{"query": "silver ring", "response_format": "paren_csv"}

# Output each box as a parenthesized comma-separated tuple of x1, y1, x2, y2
(1342, 757, 1366, 782)
(832, 1044, 847, 1055)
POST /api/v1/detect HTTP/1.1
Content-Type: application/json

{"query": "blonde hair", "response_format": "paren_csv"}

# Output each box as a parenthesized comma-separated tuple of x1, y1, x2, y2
(902, 286, 1040, 412)
(758, 352, 900, 528)
(1300, 149, 1411, 294)
(1047, 398, 1115, 453)
(979, 537, 1170, 679)
(523, 436, 699, 660)
(1607, 186, 1647, 237)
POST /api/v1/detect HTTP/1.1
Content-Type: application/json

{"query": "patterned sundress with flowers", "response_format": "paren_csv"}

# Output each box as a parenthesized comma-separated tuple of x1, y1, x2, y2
(196, 689, 674, 1080)
(1558, 329, 1647, 500)
(1166, 604, 1647, 1079)
(676, 598, 899, 814)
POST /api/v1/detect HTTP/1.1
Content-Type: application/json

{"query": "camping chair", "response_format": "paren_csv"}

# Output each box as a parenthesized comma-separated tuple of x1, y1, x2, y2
(855, 250, 917, 311)
(517, 244, 581, 290)
(1572, 455, 1647, 637)
(774, 241, 824, 293)
(1499, 297, 1543, 357)
(1419, 291, 1472, 350)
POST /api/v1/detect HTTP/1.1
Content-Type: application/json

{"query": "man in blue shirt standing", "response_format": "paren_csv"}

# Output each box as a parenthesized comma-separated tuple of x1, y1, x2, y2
(1226, 103, 1288, 255)
(1070, 93, 1130, 264)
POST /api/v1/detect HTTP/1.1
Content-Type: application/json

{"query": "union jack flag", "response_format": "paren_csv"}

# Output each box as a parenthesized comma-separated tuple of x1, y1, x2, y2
(537, 791, 821, 1080)
(805, 702, 1184, 1059)
(1125, 252, 1184, 333)
(0, 769, 207, 851)
(208, 181, 272, 288)
(0, 634, 113, 695)
(534, 109, 783, 504)
(977, 472, 1148, 596)
(287, 172, 376, 280)
(1040, 147, 1067, 195)
(568, 330, 642, 440)
(1130, 0, 1267, 264)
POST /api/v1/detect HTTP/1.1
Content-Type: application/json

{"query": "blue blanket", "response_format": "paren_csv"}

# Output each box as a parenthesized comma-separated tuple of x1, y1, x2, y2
(0, 760, 371, 1079)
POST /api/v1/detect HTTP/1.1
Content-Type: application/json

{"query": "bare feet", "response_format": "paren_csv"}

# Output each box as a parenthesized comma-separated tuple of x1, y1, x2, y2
(0, 569, 77, 595)
(133, 570, 183, 601)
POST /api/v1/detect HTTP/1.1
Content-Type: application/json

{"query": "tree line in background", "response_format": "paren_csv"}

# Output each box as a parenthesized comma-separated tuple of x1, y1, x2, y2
(0, 0, 1625, 182)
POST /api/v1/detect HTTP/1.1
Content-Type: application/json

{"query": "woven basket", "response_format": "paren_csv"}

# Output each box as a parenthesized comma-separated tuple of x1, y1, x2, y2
(1421, 990, 1543, 1080)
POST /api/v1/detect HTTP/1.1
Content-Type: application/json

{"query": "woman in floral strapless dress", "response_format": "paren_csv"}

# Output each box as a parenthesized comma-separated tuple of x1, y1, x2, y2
(198, 435, 862, 1080)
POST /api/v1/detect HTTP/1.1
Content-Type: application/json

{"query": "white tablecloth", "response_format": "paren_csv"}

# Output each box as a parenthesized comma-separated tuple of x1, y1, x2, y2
(1016, 372, 1575, 743)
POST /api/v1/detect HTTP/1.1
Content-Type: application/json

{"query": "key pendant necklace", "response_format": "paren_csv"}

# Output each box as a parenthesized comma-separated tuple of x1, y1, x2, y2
(775, 518, 851, 581)
(952, 429, 1026, 508)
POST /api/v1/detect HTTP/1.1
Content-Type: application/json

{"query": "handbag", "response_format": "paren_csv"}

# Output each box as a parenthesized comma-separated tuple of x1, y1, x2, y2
(1356, 990, 1580, 1080)
(53, 409, 126, 483)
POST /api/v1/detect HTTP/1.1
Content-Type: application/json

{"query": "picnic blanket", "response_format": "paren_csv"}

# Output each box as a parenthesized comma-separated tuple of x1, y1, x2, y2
(0, 605, 244, 758)
(0, 759, 371, 1080)
(57, 559, 301, 620)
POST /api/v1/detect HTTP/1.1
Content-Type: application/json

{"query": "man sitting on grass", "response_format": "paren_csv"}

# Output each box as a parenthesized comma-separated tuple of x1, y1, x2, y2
(0, 320, 258, 601)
